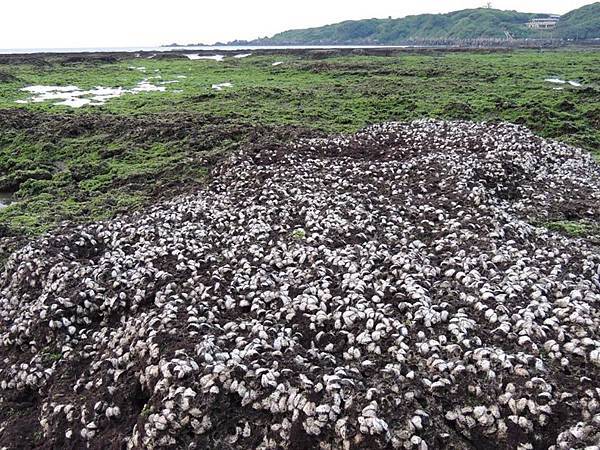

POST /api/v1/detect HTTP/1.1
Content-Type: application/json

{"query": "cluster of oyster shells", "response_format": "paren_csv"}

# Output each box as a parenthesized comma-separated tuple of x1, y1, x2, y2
(0, 120, 599, 449)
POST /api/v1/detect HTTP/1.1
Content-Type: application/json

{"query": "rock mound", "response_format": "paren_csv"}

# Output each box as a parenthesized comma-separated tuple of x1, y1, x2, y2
(1, 121, 599, 449)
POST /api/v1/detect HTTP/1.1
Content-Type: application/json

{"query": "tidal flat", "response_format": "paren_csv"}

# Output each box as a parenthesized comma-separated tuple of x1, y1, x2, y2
(0, 49, 598, 238)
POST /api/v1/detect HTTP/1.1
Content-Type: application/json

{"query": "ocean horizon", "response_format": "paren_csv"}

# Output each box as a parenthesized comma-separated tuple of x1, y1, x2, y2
(0, 44, 414, 55)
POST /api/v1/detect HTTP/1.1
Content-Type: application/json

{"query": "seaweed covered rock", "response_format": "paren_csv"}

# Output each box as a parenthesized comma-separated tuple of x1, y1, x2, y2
(0, 71, 16, 83)
(0, 121, 599, 449)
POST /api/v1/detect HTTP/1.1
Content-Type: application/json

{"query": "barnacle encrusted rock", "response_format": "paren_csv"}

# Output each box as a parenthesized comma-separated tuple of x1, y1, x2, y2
(0, 120, 599, 449)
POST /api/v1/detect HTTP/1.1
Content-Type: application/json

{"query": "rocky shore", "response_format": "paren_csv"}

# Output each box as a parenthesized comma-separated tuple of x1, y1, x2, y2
(0, 120, 599, 449)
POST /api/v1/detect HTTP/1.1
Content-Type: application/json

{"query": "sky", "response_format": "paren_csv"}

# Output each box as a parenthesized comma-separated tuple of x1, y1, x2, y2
(0, 0, 595, 49)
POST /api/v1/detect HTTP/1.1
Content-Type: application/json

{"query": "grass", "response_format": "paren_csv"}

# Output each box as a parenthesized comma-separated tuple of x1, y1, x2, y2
(0, 49, 599, 237)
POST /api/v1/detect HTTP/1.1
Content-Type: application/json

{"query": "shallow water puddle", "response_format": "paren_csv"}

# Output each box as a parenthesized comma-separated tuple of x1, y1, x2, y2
(234, 53, 252, 59)
(212, 82, 233, 91)
(272, 61, 284, 66)
(55, 97, 93, 107)
(0, 193, 14, 209)
(130, 80, 166, 93)
(16, 80, 168, 108)
(25, 85, 81, 93)
(545, 78, 582, 87)
(18, 85, 87, 104)
(186, 54, 225, 61)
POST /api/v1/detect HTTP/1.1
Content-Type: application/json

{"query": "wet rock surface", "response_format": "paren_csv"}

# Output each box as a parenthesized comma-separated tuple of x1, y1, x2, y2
(0, 71, 17, 83)
(0, 110, 317, 152)
(0, 48, 521, 67)
(0, 120, 599, 449)
(0, 109, 249, 142)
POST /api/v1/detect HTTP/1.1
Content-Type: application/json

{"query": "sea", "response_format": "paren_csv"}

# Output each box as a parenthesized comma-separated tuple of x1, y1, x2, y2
(0, 45, 413, 55)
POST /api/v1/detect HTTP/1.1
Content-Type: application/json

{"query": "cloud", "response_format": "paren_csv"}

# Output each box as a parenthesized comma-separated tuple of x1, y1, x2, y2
(0, 0, 594, 48)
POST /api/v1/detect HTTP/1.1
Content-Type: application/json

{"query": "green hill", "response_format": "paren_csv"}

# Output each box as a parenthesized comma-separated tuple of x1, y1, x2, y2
(555, 2, 600, 39)
(241, 3, 599, 45)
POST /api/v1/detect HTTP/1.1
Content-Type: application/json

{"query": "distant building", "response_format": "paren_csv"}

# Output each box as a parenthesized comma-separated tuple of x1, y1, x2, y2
(527, 15, 561, 29)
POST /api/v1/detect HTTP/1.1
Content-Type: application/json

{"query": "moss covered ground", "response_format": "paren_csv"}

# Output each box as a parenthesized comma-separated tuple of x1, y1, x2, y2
(0, 49, 598, 237)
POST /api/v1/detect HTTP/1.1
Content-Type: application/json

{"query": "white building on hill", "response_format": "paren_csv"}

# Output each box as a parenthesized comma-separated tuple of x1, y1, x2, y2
(527, 15, 561, 29)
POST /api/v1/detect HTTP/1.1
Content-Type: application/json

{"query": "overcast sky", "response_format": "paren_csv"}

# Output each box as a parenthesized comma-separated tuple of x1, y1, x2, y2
(1, 0, 595, 49)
